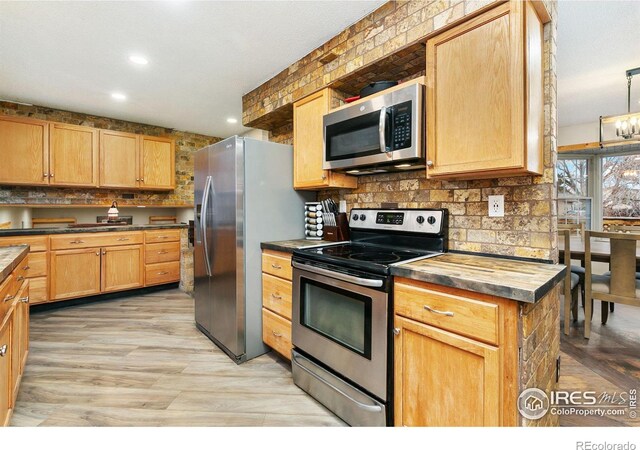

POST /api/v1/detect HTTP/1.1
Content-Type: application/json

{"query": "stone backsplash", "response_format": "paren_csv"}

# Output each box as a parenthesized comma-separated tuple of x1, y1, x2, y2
(246, 0, 558, 263)
(0, 102, 222, 207)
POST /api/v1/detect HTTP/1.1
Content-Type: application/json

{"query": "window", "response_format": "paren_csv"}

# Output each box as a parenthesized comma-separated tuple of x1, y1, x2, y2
(557, 158, 592, 230)
(602, 154, 640, 218)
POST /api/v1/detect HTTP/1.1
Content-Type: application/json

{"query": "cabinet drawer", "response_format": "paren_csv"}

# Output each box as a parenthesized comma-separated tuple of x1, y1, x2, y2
(262, 251, 292, 280)
(145, 261, 180, 286)
(0, 235, 48, 252)
(145, 229, 180, 244)
(0, 274, 18, 319)
(262, 308, 292, 360)
(22, 252, 46, 278)
(13, 255, 29, 282)
(394, 281, 499, 345)
(145, 242, 180, 264)
(28, 277, 47, 305)
(50, 232, 143, 250)
(262, 273, 292, 320)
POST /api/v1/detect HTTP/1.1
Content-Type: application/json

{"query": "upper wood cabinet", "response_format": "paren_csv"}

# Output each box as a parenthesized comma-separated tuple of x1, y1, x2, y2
(293, 89, 357, 190)
(0, 115, 175, 191)
(0, 116, 49, 186)
(49, 123, 99, 187)
(426, 1, 549, 179)
(141, 136, 175, 190)
(100, 130, 140, 188)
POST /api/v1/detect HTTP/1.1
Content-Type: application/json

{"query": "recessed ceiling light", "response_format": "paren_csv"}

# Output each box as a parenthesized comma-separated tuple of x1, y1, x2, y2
(111, 92, 127, 101)
(227, 117, 238, 124)
(129, 55, 148, 65)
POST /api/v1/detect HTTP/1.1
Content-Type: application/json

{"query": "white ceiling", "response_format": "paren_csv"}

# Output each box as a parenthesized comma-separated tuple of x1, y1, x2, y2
(0, 0, 385, 138)
(558, 0, 640, 128)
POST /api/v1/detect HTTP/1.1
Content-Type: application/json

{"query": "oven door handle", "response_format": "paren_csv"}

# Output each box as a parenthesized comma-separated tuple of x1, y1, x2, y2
(292, 261, 383, 288)
(292, 352, 383, 413)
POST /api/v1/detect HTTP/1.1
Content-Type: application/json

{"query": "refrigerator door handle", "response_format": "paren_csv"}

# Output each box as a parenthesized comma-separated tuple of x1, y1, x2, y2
(201, 175, 213, 277)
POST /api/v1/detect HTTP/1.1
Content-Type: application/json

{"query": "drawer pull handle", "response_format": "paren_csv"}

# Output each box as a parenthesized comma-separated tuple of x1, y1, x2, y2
(157, 236, 169, 239)
(0, 344, 6, 357)
(23, 266, 30, 270)
(157, 271, 169, 275)
(272, 331, 283, 337)
(271, 293, 282, 300)
(3, 295, 14, 303)
(69, 240, 85, 244)
(271, 263, 282, 269)
(158, 251, 169, 254)
(16, 276, 24, 281)
(423, 305, 454, 317)
(117, 238, 130, 241)
(20, 296, 29, 304)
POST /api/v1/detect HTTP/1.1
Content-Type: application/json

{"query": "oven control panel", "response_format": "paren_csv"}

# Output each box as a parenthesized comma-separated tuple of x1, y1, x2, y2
(350, 209, 445, 234)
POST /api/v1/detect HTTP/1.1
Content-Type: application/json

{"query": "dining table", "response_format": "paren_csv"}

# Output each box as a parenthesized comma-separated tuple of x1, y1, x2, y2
(558, 234, 640, 268)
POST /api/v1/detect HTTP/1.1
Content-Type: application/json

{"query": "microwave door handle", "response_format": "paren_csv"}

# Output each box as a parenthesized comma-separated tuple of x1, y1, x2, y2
(378, 106, 389, 153)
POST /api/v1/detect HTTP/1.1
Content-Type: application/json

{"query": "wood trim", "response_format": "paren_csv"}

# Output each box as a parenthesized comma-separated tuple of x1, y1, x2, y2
(31, 218, 76, 225)
(529, 0, 552, 24)
(558, 142, 601, 153)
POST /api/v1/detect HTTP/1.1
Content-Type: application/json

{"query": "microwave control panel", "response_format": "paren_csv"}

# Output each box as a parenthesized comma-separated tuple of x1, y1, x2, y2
(392, 101, 412, 150)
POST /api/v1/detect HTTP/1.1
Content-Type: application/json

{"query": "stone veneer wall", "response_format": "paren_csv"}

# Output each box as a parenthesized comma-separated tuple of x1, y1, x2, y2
(0, 102, 222, 206)
(179, 228, 194, 293)
(244, 0, 560, 425)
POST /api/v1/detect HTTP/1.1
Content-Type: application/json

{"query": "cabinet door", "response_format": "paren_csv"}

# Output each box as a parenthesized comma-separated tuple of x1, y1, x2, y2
(101, 244, 144, 293)
(0, 315, 11, 426)
(50, 248, 101, 301)
(17, 282, 29, 373)
(426, 3, 524, 177)
(394, 316, 500, 426)
(140, 136, 174, 190)
(49, 123, 99, 186)
(0, 116, 49, 185)
(293, 90, 331, 189)
(100, 130, 140, 188)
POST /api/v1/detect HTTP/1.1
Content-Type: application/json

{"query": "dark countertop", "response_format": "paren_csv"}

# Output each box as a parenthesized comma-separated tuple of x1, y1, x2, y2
(0, 224, 187, 237)
(261, 239, 344, 253)
(0, 245, 29, 285)
(391, 252, 566, 303)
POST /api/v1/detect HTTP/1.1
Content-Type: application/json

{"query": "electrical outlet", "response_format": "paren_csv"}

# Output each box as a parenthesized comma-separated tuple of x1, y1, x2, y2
(488, 195, 504, 217)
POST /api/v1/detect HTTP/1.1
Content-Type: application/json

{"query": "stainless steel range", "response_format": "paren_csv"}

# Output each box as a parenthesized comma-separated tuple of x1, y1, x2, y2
(291, 208, 448, 426)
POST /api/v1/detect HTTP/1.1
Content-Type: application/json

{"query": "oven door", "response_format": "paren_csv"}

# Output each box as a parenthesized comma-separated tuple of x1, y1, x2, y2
(322, 82, 423, 170)
(292, 262, 389, 400)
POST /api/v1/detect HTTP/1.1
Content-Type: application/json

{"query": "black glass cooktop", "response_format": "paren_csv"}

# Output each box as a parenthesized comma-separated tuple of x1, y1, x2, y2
(294, 243, 440, 275)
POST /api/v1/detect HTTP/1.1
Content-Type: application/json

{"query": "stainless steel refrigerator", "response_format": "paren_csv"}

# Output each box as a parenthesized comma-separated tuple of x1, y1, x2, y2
(194, 136, 311, 363)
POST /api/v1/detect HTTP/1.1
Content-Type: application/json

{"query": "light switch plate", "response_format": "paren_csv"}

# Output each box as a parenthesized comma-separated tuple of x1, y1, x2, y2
(488, 195, 504, 217)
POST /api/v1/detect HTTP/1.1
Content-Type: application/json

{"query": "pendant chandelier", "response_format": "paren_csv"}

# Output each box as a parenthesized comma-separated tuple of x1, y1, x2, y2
(599, 67, 640, 145)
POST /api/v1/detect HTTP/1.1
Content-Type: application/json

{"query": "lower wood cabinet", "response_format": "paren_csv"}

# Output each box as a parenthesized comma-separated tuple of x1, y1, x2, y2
(101, 245, 144, 292)
(393, 278, 518, 427)
(0, 313, 11, 426)
(261, 249, 293, 360)
(0, 255, 30, 427)
(50, 247, 102, 301)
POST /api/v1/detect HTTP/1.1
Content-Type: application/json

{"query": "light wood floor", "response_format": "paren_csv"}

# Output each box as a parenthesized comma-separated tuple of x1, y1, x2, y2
(10, 289, 345, 426)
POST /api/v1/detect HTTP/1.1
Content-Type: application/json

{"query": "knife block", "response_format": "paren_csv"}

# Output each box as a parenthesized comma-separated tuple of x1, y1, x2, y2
(324, 213, 350, 242)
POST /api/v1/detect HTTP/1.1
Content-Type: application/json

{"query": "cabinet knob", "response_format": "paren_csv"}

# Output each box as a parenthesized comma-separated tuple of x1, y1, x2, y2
(426, 160, 434, 167)
(102, 251, 106, 255)
(321, 174, 327, 180)
(43, 173, 49, 178)
(50, 173, 54, 177)
(0, 344, 6, 357)
(96, 252, 100, 256)
(136, 178, 140, 182)
(140, 178, 144, 182)
(393, 327, 400, 335)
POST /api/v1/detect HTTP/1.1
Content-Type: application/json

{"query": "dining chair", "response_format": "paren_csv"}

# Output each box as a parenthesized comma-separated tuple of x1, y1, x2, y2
(584, 231, 640, 339)
(563, 230, 581, 335)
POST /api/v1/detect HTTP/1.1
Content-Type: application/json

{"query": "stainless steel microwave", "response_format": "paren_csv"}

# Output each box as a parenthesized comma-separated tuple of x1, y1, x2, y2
(322, 82, 424, 172)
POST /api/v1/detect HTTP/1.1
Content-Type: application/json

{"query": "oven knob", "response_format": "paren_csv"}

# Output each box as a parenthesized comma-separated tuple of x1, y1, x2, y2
(359, 214, 366, 221)
(416, 216, 425, 224)
(352, 214, 359, 221)
(427, 216, 437, 225)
